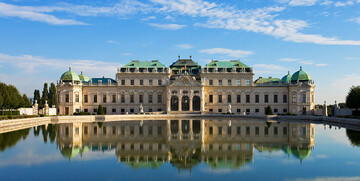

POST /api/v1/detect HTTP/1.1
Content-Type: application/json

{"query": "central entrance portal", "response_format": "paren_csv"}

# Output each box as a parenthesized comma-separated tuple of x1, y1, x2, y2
(182, 96, 190, 111)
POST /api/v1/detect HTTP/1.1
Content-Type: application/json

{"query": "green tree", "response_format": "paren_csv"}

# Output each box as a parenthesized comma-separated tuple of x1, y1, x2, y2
(41, 83, 49, 108)
(22, 94, 31, 107)
(0, 93, 3, 111)
(346, 86, 360, 114)
(97, 105, 104, 115)
(0, 82, 10, 115)
(33, 89, 41, 105)
(346, 129, 360, 147)
(48, 83, 57, 108)
(265, 106, 274, 115)
(7, 85, 22, 110)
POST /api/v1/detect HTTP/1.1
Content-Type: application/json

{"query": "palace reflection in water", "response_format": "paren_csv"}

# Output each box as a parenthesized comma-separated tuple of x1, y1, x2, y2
(56, 119, 315, 170)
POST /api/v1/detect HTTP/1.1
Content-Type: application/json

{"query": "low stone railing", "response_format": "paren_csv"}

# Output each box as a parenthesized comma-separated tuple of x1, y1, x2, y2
(0, 117, 51, 134)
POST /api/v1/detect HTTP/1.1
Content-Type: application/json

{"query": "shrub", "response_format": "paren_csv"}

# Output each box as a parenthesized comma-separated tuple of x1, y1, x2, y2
(265, 106, 273, 115)
(97, 105, 104, 115)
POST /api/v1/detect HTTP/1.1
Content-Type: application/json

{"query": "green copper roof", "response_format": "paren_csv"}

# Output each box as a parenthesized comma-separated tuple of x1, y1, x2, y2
(91, 77, 117, 84)
(204, 60, 250, 68)
(281, 71, 292, 83)
(79, 71, 90, 82)
(169, 58, 201, 68)
(291, 147, 312, 160)
(291, 66, 311, 82)
(122, 60, 166, 68)
(254, 77, 280, 84)
(60, 68, 80, 82)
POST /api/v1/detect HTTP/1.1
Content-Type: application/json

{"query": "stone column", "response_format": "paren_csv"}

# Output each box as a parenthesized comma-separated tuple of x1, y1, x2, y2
(178, 119, 182, 141)
(166, 90, 171, 114)
(189, 97, 193, 112)
(178, 96, 182, 112)
(166, 120, 171, 141)
(200, 87, 205, 114)
(189, 119, 193, 140)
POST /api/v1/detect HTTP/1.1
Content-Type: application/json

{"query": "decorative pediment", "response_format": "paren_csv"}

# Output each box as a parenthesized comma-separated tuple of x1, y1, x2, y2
(170, 74, 201, 87)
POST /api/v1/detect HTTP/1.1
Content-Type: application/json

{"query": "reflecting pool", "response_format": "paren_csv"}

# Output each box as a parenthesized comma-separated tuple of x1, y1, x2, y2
(1, 119, 360, 181)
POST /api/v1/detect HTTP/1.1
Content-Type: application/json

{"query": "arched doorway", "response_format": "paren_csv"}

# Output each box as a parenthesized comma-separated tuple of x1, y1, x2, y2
(182, 96, 190, 111)
(171, 96, 179, 111)
(193, 96, 201, 111)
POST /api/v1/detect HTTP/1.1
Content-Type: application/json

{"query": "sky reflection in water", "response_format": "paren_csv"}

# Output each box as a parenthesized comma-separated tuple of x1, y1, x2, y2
(0, 119, 360, 181)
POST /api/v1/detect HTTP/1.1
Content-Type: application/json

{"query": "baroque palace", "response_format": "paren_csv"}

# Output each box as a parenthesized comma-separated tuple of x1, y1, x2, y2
(56, 57, 315, 115)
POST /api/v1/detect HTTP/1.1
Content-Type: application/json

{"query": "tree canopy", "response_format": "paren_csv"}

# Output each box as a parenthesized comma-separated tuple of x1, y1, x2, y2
(41, 83, 49, 108)
(346, 86, 360, 111)
(97, 105, 104, 115)
(265, 106, 273, 115)
(0, 82, 28, 111)
(49, 83, 57, 108)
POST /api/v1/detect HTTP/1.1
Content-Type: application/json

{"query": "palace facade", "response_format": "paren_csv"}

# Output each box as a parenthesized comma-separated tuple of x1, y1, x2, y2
(56, 57, 315, 115)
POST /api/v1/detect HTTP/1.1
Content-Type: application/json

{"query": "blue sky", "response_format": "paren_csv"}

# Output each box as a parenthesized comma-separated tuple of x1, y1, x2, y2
(0, 0, 359, 104)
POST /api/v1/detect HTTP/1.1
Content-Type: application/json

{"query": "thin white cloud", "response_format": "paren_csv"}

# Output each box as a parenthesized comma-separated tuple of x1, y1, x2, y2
(176, 44, 194, 49)
(152, 0, 360, 45)
(199, 48, 253, 58)
(291, 176, 360, 181)
(107, 40, 118, 44)
(0, 2, 87, 25)
(280, 58, 300, 62)
(148, 23, 186, 30)
(141, 16, 156, 21)
(315, 63, 328, 66)
(121, 53, 132, 56)
(348, 17, 360, 24)
(300, 60, 314, 65)
(288, 0, 319, 6)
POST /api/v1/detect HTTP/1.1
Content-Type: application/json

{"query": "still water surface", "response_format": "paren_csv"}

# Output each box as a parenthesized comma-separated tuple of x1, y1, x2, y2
(0, 119, 360, 181)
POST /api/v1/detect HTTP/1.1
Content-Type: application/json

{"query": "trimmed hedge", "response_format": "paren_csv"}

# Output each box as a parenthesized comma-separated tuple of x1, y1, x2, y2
(0, 111, 20, 115)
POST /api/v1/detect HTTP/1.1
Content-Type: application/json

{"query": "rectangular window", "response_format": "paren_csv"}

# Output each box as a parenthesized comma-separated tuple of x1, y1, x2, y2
(148, 127, 153, 135)
(265, 95, 269, 103)
(228, 79, 231, 86)
(283, 95, 287, 103)
(246, 80, 250, 85)
(265, 127, 269, 135)
(112, 108, 116, 113)
(65, 94, 69, 103)
(84, 109, 88, 112)
(209, 80, 213, 85)
(246, 127, 250, 135)
(283, 127, 288, 135)
(103, 94, 106, 103)
(112, 95, 116, 103)
(246, 109, 250, 114)
(255, 127, 259, 135)
(227, 127, 231, 135)
(130, 95, 134, 103)
(218, 126, 222, 135)
(255, 109, 259, 113)
(237, 109, 241, 113)
(93, 126, 97, 135)
(139, 126, 143, 135)
(75, 94, 79, 102)
(140, 79, 143, 85)
(209, 95, 213, 103)
(121, 79, 125, 85)
(218, 109, 222, 113)
(237, 80, 241, 86)
(149, 79, 153, 86)
(274, 127, 278, 135)
(93, 95, 97, 103)
(130, 126, 134, 135)
(302, 94, 306, 103)
(149, 108, 152, 112)
(158, 94, 162, 103)
(246, 95, 250, 103)
(84, 95, 88, 103)
(255, 95, 259, 103)
(209, 127, 213, 135)
(103, 126, 107, 135)
(158, 126, 162, 135)
(274, 109, 278, 113)
(283, 109, 288, 113)
(121, 109, 125, 113)
(218, 95, 222, 103)
(227, 95, 232, 103)
(158, 79, 162, 86)
(120, 95, 125, 103)
(84, 126, 88, 135)
(237, 126, 241, 135)
(218, 79, 222, 86)
(139, 95, 143, 103)
(209, 109, 213, 112)
(148, 94, 153, 103)
(93, 108, 97, 113)
(131, 80, 134, 85)
(274, 95, 278, 103)
(237, 95, 241, 103)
